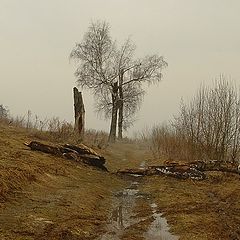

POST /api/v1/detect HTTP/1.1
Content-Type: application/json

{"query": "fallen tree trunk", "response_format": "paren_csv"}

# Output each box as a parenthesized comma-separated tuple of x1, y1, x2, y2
(188, 160, 240, 174)
(152, 165, 206, 180)
(118, 160, 240, 180)
(117, 168, 147, 176)
(24, 141, 108, 171)
(24, 141, 63, 156)
(118, 165, 206, 180)
(63, 144, 105, 162)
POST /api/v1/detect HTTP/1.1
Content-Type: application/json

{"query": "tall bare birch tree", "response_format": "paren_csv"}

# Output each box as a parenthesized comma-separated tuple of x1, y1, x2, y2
(70, 20, 167, 142)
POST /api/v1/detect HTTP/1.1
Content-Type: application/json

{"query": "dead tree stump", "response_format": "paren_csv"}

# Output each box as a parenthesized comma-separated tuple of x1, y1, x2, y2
(73, 87, 85, 139)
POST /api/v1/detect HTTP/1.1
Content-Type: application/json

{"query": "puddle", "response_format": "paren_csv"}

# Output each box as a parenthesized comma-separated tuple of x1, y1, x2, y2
(144, 203, 179, 240)
(99, 177, 142, 240)
(100, 160, 178, 240)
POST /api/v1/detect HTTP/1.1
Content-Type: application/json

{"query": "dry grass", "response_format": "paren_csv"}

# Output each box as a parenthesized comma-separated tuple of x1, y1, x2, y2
(1, 120, 240, 239)
(1, 113, 109, 148)
(141, 172, 240, 240)
(0, 122, 125, 239)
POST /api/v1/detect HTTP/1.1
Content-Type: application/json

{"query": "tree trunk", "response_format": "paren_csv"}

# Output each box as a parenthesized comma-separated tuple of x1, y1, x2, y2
(118, 72, 124, 140)
(117, 165, 206, 180)
(108, 82, 118, 142)
(73, 87, 85, 139)
(118, 98, 123, 139)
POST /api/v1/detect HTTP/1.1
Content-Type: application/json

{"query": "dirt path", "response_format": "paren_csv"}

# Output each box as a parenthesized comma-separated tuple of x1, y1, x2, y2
(99, 174, 179, 240)
(99, 144, 179, 240)
(0, 126, 178, 240)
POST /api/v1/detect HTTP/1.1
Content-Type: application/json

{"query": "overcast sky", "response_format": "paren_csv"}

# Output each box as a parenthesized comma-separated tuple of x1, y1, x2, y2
(1, 0, 240, 135)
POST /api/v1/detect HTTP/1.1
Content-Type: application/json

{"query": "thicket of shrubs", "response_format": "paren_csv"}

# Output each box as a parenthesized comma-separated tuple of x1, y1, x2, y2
(148, 77, 240, 163)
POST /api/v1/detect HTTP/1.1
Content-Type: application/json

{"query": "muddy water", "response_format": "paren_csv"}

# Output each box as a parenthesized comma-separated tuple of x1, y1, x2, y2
(100, 177, 143, 240)
(144, 203, 179, 240)
(99, 166, 179, 240)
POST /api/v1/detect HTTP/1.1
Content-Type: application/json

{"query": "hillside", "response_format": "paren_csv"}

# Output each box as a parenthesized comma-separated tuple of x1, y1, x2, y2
(0, 124, 125, 239)
(0, 123, 240, 240)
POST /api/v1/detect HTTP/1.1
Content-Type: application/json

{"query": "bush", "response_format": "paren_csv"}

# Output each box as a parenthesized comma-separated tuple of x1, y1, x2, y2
(0, 105, 9, 120)
(149, 76, 240, 163)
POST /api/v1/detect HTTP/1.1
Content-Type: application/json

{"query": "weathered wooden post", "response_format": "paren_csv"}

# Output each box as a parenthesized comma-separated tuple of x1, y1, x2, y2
(73, 87, 85, 139)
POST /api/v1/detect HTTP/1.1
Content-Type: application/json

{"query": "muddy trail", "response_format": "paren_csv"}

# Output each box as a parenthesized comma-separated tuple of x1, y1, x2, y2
(0, 165, 178, 240)
(100, 176, 178, 240)
(99, 161, 179, 240)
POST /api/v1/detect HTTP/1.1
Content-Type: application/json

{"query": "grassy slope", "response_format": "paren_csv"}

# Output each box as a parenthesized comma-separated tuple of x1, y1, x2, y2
(0, 124, 125, 239)
(1, 123, 240, 239)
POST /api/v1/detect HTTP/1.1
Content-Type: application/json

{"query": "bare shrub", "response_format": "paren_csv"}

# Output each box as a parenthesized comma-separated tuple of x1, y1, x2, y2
(4, 110, 108, 147)
(46, 117, 76, 142)
(0, 105, 8, 119)
(149, 76, 240, 163)
(84, 129, 109, 149)
(175, 77, 240, 163)
(0, 105, 9, 124)
(149, 125, 179, 159)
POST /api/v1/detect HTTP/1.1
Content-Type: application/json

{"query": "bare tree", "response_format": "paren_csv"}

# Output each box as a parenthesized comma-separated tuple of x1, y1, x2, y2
(70, 21, 119, 141)
(116, 52, 167, 139)
(95, 80, 145, 136)
(70, 20, 167, 142)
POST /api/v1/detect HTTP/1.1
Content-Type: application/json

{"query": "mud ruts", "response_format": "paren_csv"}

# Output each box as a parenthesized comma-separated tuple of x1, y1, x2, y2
(99, 174, 179, 239)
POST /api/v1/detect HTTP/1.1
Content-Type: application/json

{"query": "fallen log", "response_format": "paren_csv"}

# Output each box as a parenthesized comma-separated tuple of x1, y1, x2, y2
(117, 168, 147, 176)
(164, 159, 240, 175)
(24, 141, 108, 171)
(117, 159, 239, 181)
(188, 160, 240, 175)
(24, 141, 63, 156)
(63, 144, 105, 164)
(117, 165, 206, 180)
(153, 165, 206, 180)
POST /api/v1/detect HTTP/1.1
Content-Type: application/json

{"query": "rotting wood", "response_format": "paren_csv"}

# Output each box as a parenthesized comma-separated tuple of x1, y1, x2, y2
(24, 141, 108, 171)
(73, 87, 85, 139)
(117, 168, 147, 176)
(117, 160, 240, 180)
(63, 143, 105, 160)
(117, 165, 206, 180)
(188, 160, 240, 174)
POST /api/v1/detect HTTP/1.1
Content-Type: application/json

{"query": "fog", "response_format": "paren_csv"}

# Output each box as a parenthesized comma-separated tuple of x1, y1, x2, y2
(1, 0, 240, 135)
